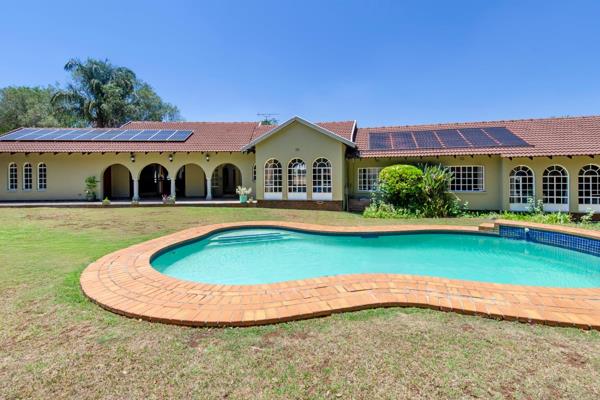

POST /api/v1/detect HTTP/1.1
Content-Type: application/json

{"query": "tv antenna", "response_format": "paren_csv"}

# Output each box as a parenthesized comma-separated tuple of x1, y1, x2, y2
(257, 113, 280, 125)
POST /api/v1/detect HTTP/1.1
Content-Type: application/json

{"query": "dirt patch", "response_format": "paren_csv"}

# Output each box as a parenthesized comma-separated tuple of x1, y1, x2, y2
(563, 351, 586, 368)
(187, 329, 218, 348)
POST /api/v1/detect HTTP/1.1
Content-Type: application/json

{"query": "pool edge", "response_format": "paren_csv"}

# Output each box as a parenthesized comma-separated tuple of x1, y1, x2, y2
(80, 221, 600, 330)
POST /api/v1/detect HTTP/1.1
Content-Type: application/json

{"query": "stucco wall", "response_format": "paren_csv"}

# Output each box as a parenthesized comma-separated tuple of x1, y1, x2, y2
(184, 164, 205, 197)
(254, 121, 346, 201)
(0, 152, 254, 200)
(110, 164, 131, 198)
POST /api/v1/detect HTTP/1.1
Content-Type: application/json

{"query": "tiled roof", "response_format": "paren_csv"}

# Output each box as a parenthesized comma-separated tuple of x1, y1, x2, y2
(356, 115, 600, 158)
(0, 120, 356, 153)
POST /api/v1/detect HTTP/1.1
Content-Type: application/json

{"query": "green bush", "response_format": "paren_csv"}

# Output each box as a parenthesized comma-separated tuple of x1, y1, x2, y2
(378, 164, 423, 208)
(420, 164, 462, 217)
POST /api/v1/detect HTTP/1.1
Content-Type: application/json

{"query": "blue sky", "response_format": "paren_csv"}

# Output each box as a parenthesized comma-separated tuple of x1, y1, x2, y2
(1, 0, 599, 126)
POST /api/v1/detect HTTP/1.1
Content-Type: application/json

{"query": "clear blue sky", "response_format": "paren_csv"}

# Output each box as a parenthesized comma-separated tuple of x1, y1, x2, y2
(2, 0, 599, 127)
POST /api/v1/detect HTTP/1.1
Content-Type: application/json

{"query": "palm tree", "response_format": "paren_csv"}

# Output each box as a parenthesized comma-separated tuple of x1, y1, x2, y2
(52, 58, 138, 128)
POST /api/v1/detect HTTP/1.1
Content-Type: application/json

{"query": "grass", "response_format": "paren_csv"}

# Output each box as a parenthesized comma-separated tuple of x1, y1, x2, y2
(1, 207, 600, 399)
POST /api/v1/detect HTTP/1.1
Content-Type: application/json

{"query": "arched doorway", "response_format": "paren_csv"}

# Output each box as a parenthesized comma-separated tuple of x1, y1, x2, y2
(139, 163, 171, 198)
(174, 164, 206, 199)
(103, 164, 133, 200)
(211, 163, 242, 198)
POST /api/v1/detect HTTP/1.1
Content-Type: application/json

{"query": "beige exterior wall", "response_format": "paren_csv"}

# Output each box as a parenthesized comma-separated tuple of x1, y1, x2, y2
(348, 156, 503, 211)
(254, 121, 347, 201)
(183, 164, 205, 197)
(0, 152, 254, 200)
(110, 164, 131, 198)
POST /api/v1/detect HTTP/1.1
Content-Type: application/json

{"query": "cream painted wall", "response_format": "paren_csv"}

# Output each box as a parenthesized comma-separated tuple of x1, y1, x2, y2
(0, 152, 254, 200)
(183, 164, 205, 197)
(254, 121, 347, 201)
(347, 156, 503, 210)
(110, 164, 131, 198)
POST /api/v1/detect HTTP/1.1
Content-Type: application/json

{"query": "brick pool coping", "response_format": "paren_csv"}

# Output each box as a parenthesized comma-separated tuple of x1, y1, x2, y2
(80, 221, 600, 329)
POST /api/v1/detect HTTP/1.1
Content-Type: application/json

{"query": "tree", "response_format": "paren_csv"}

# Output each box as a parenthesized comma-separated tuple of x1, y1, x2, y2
(52, 58, 181, 127)
(0, 86, 79, 134)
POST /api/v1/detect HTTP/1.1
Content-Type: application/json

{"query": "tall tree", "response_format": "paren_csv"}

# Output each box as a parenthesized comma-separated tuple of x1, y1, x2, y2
(52, 58, 180, 127)
(0, 86, 80, 134)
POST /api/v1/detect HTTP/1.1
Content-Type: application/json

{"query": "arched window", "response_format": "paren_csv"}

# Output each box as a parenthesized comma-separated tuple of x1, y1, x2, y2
(312, 158, 332, 197)
(287, 159, 306, 197)
(509, 166, 534, 209)
(38, 163, 47, 191)
(264, 159, 282, 199)
(7, 163, 17, 191)
(23, 163, 32, 191)
(578, 164, 600, 210)
(543, 165, 569, 211)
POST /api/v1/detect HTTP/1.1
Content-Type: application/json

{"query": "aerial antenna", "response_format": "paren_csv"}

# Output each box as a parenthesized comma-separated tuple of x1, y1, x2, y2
(257, 113, 280, 126)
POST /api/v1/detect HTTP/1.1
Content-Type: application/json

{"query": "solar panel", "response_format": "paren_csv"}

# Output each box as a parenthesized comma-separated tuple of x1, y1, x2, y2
(484, 127, 529, 147)
(413, 130, 443, 149)
(391, 132, 416, 149)
(459, 128, 497, 147)
(366, 126, 531, 151)
(435, 129, 469, 148)
(0, 128, 194, 142)
(368, 132, 392, 150)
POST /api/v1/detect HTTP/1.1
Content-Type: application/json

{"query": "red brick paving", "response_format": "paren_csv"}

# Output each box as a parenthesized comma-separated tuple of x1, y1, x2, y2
(80, 221, 600, 329)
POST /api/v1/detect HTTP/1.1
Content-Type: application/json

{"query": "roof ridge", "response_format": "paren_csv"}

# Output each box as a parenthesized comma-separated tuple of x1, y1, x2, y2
(361, 114, 600, 130)
(128, 120, 260, 125)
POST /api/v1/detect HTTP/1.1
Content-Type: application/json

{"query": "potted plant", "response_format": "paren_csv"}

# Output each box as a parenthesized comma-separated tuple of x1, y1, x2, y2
(236, 186, 252, 203)
(84, 176, 98, 201)
(162, 194, 176, 205)
(102, 197, 111, 206)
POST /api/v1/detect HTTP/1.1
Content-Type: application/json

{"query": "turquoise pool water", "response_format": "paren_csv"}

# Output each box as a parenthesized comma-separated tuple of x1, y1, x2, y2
(150, 228, 600, 287)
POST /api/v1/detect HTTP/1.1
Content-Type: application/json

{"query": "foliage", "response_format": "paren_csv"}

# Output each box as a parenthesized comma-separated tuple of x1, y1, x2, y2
(419, 164, 463, 217)
(236, 186, 252, 196)
(162, 194, 176, 205)
(102, 197, 111, 206)
(260, 117, 278, 125)
(377, 164, 423, 208)
(52, 58, 181, 127)
(84, 176, 98, 201)
(367, 163, 465, 219)
(0, 86, 82, 134)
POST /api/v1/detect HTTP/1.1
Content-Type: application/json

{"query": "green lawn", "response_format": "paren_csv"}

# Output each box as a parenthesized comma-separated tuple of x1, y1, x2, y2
(1, 207, 599, 399)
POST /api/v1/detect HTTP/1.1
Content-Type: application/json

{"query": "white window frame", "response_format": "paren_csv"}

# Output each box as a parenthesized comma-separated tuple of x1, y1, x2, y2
(357, 167, 381, 192)
(578, 164, 600, 212)
(7, 163, 17, 191)
(448, 165, 485, 193)
(23, 163, 32, 191)
(312, 158, 332, 200)
(543, 165, 569, 212)
(287, 158, 307, 200)
(37, 163, 47, 191)
(509, 165, 535, 211)
(264, 159, 282, 200)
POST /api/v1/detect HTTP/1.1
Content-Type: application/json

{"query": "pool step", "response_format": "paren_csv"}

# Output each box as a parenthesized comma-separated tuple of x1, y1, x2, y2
(209, 232, 291, 245)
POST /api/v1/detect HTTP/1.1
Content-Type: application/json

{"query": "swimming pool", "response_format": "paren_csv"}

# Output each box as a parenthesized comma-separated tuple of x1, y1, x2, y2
(151, 228, 600, 287)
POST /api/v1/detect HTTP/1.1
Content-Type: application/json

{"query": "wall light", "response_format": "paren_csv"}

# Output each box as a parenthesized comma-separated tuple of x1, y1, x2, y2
(130, 153, 135, 163)
(168, 154, 173, 162)
(205, 154, 210, 162)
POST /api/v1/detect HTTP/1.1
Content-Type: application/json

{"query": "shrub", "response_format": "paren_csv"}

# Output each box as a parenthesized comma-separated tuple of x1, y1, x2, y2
(377, 164, 423, 208)
(84, 176, 98, 201)
(420, 164, 462, 217)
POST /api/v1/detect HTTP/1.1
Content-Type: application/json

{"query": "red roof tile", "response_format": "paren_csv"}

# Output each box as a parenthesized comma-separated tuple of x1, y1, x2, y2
(356, 115, 600, 158)
(0, 120, 356, 153)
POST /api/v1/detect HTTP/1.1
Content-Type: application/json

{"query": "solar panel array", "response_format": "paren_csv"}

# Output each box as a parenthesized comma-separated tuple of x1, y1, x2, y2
(0, 128, 193, 142)
(368, 127, 530, 151)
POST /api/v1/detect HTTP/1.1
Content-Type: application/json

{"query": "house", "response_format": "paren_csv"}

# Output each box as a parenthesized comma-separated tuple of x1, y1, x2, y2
(1, 115, 600, 213)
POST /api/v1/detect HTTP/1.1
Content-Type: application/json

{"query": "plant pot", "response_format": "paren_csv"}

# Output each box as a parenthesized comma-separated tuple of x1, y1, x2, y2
(239, 194, 248, 203)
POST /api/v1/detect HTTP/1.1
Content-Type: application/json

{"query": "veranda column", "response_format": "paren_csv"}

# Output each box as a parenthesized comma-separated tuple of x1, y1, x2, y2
(170, 176, 176, 197)
(132, 179, 139, 201)
(206, 177, 212, 200)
